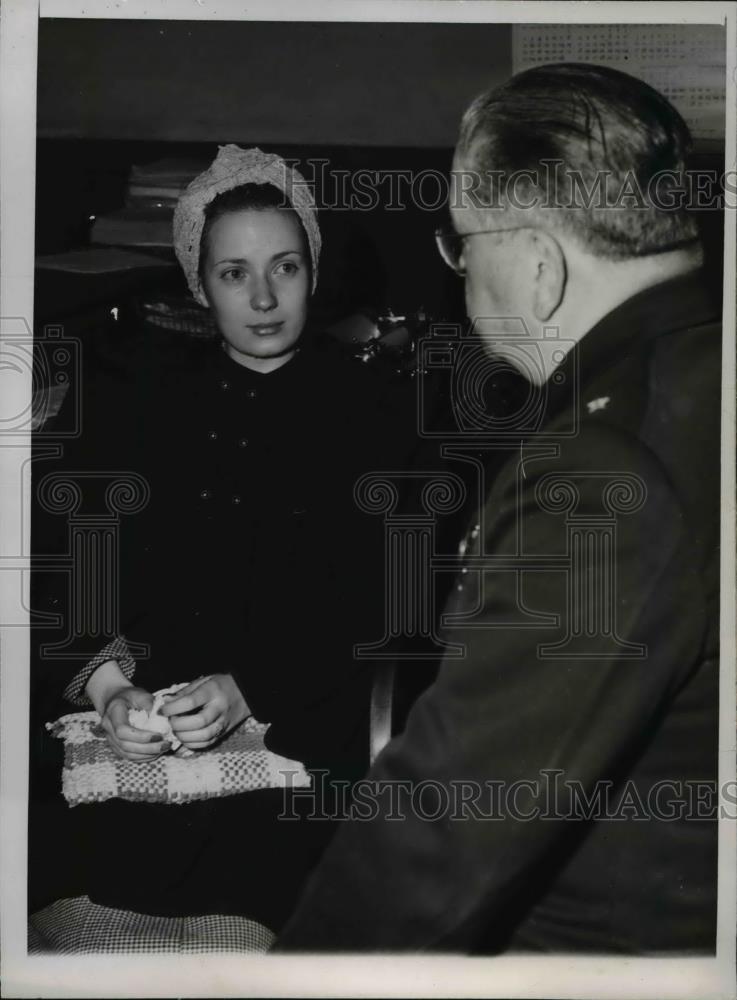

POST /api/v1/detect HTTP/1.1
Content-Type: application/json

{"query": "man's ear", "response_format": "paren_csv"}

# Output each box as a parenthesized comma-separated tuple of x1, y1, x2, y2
(530, 231, 566, 321)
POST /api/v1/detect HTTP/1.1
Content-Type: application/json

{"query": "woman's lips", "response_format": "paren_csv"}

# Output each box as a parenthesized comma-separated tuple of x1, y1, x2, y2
(247, 321, 284, 336)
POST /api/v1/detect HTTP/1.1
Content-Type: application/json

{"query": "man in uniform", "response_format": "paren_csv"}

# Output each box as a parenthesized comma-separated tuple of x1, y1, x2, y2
(275, 63, 721, 953)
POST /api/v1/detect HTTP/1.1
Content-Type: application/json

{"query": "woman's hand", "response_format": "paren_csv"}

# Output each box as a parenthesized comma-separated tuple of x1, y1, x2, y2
(160, 674, 250, 750)
(86, 660, 169, 762)
(100, 686, 172, 762)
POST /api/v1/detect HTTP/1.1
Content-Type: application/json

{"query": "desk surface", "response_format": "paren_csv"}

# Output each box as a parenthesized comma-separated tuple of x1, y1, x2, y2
(34, 260, 184, 326)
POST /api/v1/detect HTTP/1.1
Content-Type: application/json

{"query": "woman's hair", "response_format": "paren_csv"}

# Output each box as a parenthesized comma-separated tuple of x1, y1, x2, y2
(198, 183, 310, 285)
(173, 145, 321, 304)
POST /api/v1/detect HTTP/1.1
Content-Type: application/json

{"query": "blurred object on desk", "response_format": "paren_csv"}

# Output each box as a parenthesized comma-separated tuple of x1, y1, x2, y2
(36, 247, 177, 275)
(32, 384, 69, 432)
(125, 157, 207, 209)
(136, 294, 216, 338)
(325, 311, 380, 347)
(89, 156, 206, 249)
(331, 306, 431, 371)
(90, 206, 175, 249)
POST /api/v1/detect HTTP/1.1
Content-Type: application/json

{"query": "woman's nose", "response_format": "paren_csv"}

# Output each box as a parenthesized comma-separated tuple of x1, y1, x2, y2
(250, 274, 277, 312)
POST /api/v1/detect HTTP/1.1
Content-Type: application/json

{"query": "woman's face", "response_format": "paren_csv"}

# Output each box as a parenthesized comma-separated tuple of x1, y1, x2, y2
(200, 207, 310, 372)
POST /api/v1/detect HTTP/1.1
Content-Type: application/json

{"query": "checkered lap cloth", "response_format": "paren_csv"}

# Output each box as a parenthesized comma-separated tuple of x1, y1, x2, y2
(46, 711, 311, 807)
(28, 895, 275, 954)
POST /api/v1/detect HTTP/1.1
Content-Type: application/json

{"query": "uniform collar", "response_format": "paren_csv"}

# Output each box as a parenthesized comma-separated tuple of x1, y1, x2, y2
(545, 268, 718, 416)
(577, 268, 717, 382)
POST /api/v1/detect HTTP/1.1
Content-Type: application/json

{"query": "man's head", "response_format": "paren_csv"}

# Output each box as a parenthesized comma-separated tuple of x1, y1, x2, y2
(446, 63, 703, 382)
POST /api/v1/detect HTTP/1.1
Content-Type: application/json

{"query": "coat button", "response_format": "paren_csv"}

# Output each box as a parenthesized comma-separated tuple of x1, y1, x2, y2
(200, 489, 212, 500)
(208, 431, 218, 441)
(232, 495, 242, 505)
(219, 380, 230, 390)
(238, 438, 248, 448)
(246, 389, 257, 400)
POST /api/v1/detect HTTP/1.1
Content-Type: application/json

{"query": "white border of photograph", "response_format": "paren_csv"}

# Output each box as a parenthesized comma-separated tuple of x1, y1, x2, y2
(2, 2, 735, 997)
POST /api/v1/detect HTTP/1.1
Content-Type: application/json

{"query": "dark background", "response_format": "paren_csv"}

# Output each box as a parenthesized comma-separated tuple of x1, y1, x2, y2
(36, 20, 513, 146)
(35, 19, 516, 328)
(34, 18, 725, 349)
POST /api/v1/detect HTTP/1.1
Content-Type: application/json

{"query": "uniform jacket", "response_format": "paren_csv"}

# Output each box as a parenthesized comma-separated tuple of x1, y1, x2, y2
(275, 271, 721, 953)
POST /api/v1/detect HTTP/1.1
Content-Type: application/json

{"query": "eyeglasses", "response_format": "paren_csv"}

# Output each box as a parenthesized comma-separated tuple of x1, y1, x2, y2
(435, 226, 538, 276)
(437, 227, 703, 276)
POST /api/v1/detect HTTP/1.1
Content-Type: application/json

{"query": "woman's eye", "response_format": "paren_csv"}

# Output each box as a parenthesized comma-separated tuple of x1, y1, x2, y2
(274, 260, 300, 277)
(221, 267, 244, 282)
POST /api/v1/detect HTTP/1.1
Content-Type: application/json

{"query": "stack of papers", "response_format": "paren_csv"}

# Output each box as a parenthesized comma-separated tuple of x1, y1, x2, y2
(36, 247, 177, 274)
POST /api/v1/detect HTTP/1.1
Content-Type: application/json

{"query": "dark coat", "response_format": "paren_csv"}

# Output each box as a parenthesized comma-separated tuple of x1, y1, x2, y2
(275, 271, 721, 953)
(30, 334, 416, 929)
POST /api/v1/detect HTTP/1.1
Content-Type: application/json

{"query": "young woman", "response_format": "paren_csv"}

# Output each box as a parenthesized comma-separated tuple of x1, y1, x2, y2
(30, 146, 410, 951)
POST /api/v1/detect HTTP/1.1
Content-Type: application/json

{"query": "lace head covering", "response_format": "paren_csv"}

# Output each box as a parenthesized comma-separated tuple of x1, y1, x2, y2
(173, 144, 321, 305)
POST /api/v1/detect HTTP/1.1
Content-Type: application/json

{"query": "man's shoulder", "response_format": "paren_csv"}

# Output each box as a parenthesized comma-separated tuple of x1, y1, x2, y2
(483, 300, 721, 544)
(504, 419, 669, 483)
(483, 419, 681, 539)
(533, 292, 721, 481)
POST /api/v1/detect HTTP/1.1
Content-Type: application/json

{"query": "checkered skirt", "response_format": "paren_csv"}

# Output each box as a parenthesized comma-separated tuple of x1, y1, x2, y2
(28, 895, 275, 954)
